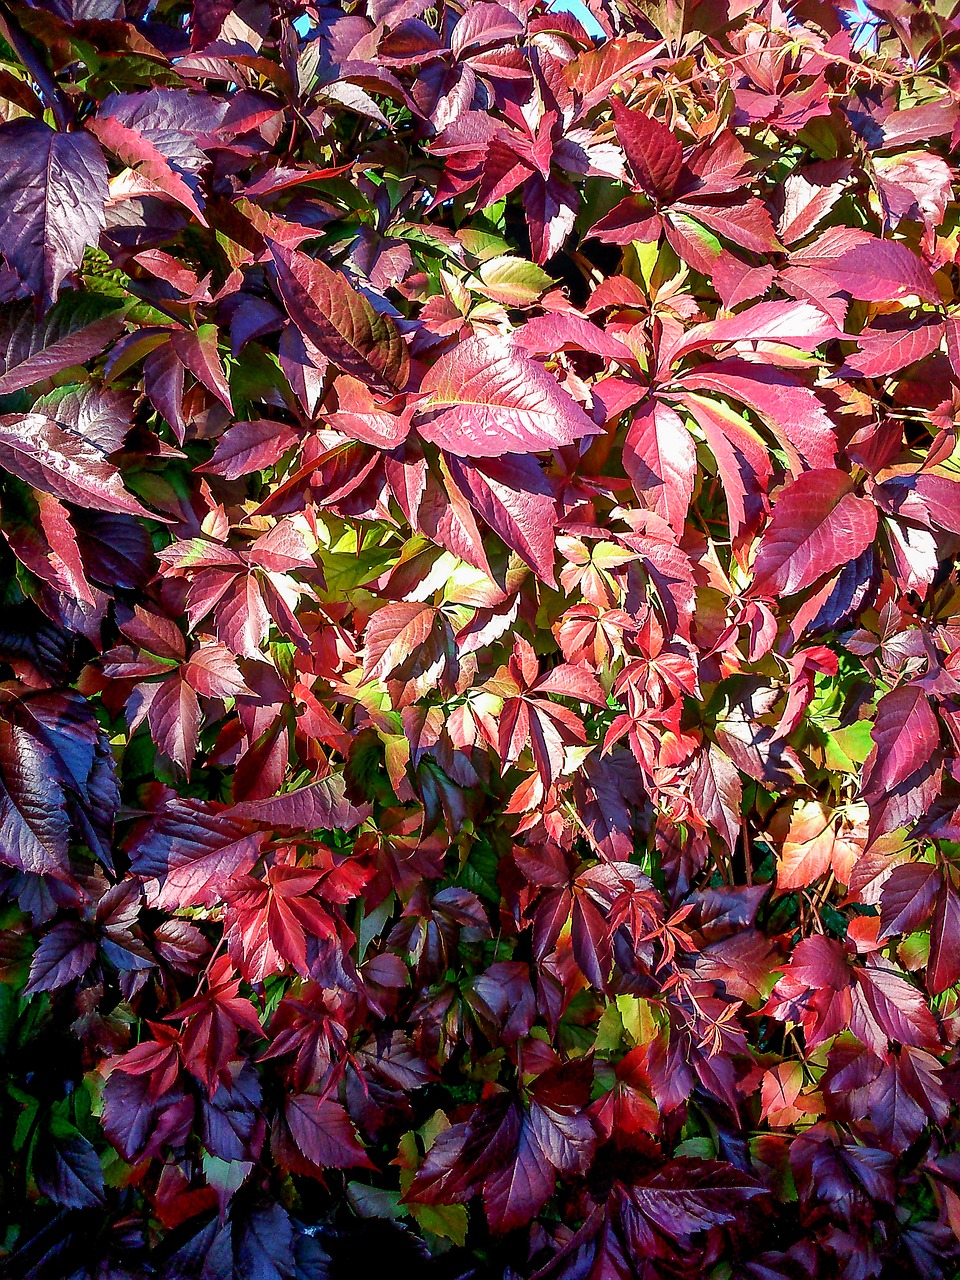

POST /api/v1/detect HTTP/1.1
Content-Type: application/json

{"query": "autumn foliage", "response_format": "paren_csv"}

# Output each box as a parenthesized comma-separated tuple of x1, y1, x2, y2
(1, 0, 960, 1275)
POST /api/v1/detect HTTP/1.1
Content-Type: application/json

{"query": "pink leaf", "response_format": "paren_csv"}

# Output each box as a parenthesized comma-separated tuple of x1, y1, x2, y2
(826, 238, 940, 304)
(0, 414, 153, 518)
(417, 336, 595, 457)
(624, 400, 696, 534)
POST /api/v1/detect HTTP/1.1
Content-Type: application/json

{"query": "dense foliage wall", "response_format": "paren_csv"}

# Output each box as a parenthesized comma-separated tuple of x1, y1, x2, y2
(0, 0, 959, 1276)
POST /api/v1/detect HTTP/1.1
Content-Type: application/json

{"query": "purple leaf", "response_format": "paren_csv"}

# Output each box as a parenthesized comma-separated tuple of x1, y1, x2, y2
(0, 682, 118, 880)
(0, 297, 125, 395)
(0, 413, 153, 518)
(127, 799, 265, 910)
(0, 118, 108, 308)
(25, 920, 96, 994)
(629, 1159, 766, 1237)
(270, 241, 409, 395)
(228, 773, 369, 831)
(34, 1134, 105, 1209)
(90, 89, 227, 223)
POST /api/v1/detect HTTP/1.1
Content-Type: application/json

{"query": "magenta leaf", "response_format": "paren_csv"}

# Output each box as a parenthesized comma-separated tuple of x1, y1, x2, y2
(826, 238, 940, 304)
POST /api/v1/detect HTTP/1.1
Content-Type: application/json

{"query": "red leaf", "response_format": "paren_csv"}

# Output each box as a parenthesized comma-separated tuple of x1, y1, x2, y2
(750, 470, 878, 597)
(197, 419, 299, 481)
(928, 881, 960, 995)
(878, 863, 940, 940)
(228, 774, 369, 832)
(169, 955, 262, 1093)
(862, 685, 939, 798)
(447, 454, 558, 585)
(678, 360, 837, 470)
(691, 745, 742, 854)
(142, 673, 201, 776)
(611, 99, 684, 202)
(406, 1094, 521, 1204)
(224, 865, 336, 982)
(512, 312, 635, 361)
(270, 241, 410, 394)
(843, 316, 944, 378)
(183, 642, 249, 700)
(855, 963, 940, 1051)
(362, 602, 438, 682)
(669, 301, 840, 365)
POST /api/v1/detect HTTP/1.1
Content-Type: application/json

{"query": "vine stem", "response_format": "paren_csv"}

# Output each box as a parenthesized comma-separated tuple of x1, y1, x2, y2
(742, 813, 753, 887)
(0, 2, 72, 131)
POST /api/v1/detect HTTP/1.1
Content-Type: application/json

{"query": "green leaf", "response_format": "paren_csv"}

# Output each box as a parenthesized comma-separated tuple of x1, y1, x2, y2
(408, 1201, 469, 1246)
(476, 255, 554, 306)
